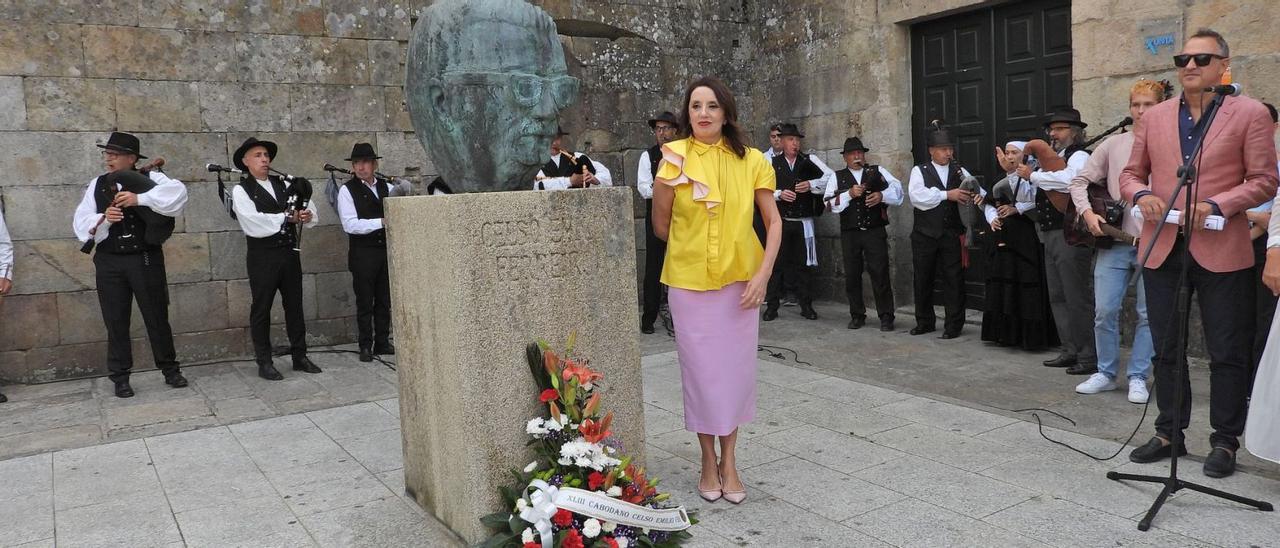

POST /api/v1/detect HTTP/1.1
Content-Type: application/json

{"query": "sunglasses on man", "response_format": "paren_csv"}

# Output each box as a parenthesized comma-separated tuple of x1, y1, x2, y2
(1173, 53, 1226, 68)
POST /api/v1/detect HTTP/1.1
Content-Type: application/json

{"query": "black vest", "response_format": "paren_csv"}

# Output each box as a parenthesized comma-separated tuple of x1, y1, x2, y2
(834, 166, 890, 232)
(912, 163, 965, 238)
(773, 154, 825, 219)
(646, 144, 662, 185)
(538, 152, 597, 189)
(343, 177, 388, 247)
(1032, 144, 1087, 232)
(92, 173, 172, 254)
(240, 175, 297, 250)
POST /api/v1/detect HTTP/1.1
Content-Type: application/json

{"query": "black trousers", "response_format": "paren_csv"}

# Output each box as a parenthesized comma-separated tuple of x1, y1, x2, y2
(911, 230, 965, 334)
(350, 244, 391, 349)
(1144, 237, 1254, 450)
(766, 219, 814, 307)
(641, 200, 667, 328)
(95, 250, 179, 383)
(247, 247, 307, 364)
(841, 226, 894, 321)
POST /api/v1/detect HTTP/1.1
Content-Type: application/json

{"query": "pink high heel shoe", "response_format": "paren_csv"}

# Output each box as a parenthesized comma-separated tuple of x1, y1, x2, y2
(698, 477, 723, 502)
(720, 473, 746, 504)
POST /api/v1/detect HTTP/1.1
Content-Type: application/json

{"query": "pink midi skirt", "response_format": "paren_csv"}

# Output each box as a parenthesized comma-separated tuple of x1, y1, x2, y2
(667, 282, 758, 436)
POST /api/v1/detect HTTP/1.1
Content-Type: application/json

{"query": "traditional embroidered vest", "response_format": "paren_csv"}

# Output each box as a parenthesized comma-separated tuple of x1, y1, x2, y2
(834, 166, 889, 232)
(912, 163, 964, 238)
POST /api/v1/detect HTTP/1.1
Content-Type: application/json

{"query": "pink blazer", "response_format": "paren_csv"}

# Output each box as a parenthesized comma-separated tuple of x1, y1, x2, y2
(1120, 94, 1278, 272)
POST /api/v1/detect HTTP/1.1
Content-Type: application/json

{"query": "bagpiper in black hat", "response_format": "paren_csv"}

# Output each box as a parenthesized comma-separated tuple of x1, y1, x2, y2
(233, 137, 278, 171)
(925, 120, 955, 148)
(841, 137, 870, 154)
(97, 131, 147, 159)
(648, 111, 678, 129)
(1042, 108, 1088, 130)
(345, 142, 382, 162)
(776, 122, 805, 138)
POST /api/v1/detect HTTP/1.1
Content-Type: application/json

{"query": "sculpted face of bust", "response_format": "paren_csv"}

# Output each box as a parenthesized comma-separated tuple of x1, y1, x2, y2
(407, 0, 580, 192)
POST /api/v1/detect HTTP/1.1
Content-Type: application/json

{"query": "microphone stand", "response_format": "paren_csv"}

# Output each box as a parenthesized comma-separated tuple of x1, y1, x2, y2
(1107, 90, 1273, 530)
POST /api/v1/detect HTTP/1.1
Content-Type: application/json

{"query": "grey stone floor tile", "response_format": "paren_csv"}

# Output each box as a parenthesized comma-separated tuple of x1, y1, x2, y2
(244, 373, 330, 403)
(375, 397, 399, 417)
(273, 394, 344, 415)
(334, 427, 404, 473)
(643, 457, 735, 516)
(227, 413, 316, 438)
(856, 457, 1036, 519)
(299, 496, 463, 548)
(781, 398, 911, 438)
(54, 493, 181, 548)
(753, 382, 824, 411)
(191, 367, 256, 400)
(642, 376, 686, 414)
(872, 395, 1018, 436)
(981, 456, 1173, 519)
(175, 495, 315, 548)
(267, 459, 394, 517)
(755, 359, 832, 386)
(869, 422, 1025, 472)
(0, 424, 103, 461)
(213, 396, 279, 424)
(736, 408, 804, 440)
(375, 467, 406, 497)
(984, 495, 1214, 547)
(678, 529, 739, 548)
(235, 425, 349, 472)
(648, 430, 790, 470)
(264, 455, 379, 492)
(697, 493, 892, 547)
(756, 424, 905, 474)
(644, 403, 685, 436)
(146, 427, 278, 512)
(789, 375, 913, 408)
(974, 420, 1133, 471)
(645, 443, 677, 463)
(306, 401, 398, 440)
(52, 438, 164, 511)
(747, 456, 906, 521)
(10, 538, 55, 548)
(846, 498, 1051, 547)
(0, 489, 54, 547)
(102, 396, 215, 430)
(0, 452, 52, 499)
(0, 399, 101, 438)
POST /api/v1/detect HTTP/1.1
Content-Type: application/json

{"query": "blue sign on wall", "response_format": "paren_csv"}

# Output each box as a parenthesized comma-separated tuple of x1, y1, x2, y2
(1145, 33, 1176, 55)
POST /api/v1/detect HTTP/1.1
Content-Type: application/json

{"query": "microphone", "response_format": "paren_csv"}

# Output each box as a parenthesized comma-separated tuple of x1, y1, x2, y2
(1204, 83, 1242, 96)
(1119, 116, 1134, 127)
(205, 163, 242, 174)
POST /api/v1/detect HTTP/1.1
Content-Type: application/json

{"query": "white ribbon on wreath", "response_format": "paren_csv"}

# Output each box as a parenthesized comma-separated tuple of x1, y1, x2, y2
(518, 478, 691, 548)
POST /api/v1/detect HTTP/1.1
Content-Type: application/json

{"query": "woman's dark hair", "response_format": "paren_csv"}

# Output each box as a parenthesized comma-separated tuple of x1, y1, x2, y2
(677, 76, 750, 158)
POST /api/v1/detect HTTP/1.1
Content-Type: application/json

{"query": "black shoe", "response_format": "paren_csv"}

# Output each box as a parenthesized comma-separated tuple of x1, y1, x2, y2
(880, 321, 895, 332)
(641, 324, 655, 334)
(848, 317, 865, 330)
(293, 356, 322, 374)
(909, 326, 935, 336)
(0, 391, 6, 403)
(374, 343, 395, 355)
(1065, 363, 1098, 375)
(762, 307, 779, 321)
(939, 331, 960, 340)
(1129, 437, 1187, 463)
(258, 363, 284, 381)
(114, 381, 135, 398)
(1043, 354, 1077, 368)
(359, 348, 374, 362)
(1203, 447, 1237, 478)
(800, 305, 818, 320)
(164, 373, 188, 388)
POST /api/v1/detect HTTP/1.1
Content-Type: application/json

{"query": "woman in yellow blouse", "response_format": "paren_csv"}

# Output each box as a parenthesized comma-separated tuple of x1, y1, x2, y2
(652, 76, 782, 504)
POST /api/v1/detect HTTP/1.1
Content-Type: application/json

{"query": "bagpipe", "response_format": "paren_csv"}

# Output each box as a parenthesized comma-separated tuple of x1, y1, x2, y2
(321, 163, 414, 209)
(1026, 117, 1136, 247)
(535, 150, 597, 189)
(208, 163, 312, 251)
(81, 157, 174, 254)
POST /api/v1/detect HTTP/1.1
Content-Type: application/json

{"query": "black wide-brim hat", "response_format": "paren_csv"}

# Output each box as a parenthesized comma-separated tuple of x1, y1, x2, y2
(556, 125, 570, 136)
(841, 137, 870, 154)
(233, 137, 278, 171)
(1043, 108, 1088, 129)
(776, 122, 804, 138)
(345, 142, 381, 161)
(647, 111, 678, 129)
(96, 131, 147, 159)
(926, 127, 955, 148)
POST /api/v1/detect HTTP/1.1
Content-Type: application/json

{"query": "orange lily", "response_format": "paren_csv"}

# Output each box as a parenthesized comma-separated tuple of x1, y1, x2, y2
(578, 412, 613, 444)
(562, 360, 603, 386)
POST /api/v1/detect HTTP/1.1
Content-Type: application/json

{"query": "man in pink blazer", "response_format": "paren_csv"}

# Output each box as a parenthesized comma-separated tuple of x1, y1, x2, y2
(1120, 29, 1279, 478)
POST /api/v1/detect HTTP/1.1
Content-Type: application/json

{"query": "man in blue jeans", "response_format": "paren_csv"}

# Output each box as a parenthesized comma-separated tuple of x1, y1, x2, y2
(1069, 80, 1168, 403)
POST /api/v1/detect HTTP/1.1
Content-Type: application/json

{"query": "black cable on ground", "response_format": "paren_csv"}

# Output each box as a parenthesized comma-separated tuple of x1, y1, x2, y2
(756, 344, 814, 368)
(996, 396, 1152, 462)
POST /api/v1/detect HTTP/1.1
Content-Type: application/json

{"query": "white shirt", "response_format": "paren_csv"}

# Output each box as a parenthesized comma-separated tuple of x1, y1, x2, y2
(908, 162, 973, 211)
(534, 152, 613, 190)
(231, 178, 319, 238)
(636, 149, 656, 200)
(981, 174, 1037, 224)
(773, 153, 835, 208)
(72, 171, 189, 245)
(823, 166, 904, 213)
(0, 208, 12, 281)
(764, 148, 779, 162)
(336, 179, 385, 235)
(1030, 149, 1090, 191)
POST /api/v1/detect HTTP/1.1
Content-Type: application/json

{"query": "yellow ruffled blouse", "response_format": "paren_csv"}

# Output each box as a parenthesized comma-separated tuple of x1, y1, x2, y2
(656, 137, 776, 291)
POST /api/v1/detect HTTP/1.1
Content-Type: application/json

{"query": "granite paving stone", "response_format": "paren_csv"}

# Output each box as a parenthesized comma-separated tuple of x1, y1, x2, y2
(868, 422, 1026, 472)
(174, 495, 315, 548)
(298, 496, 463, 547)
(54, 494, 182, 548)
(846, 498, 1051, 547)
(855, 457, 1037, 519)
(757, 424, 906, 474)
(872, 395, 1019, 436)
(332, 427, 404, 474)
(780, 398, 912, 438)
(305, 401, 398, 440)
(747, 456, 906, 521)
(983, 496, 1214, 547)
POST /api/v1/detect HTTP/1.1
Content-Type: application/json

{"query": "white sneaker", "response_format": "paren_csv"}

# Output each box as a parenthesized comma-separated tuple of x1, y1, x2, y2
(1128, 379, 1150, 404)
(1075, 373, 1117, 394)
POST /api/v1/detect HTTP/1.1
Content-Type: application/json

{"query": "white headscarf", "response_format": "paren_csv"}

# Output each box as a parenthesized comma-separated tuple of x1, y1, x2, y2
(1006, 140, 1028, 150)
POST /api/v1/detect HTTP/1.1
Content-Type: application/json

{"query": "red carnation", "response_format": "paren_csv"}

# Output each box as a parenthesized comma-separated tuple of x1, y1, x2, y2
(588, 471, 605, 491)
(523, 543, 540, 548)
(552, 508, 573, 527)
(539, 388, 559, 403)
(602, 537, 619, 548)
(561, 529, 584, 548)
